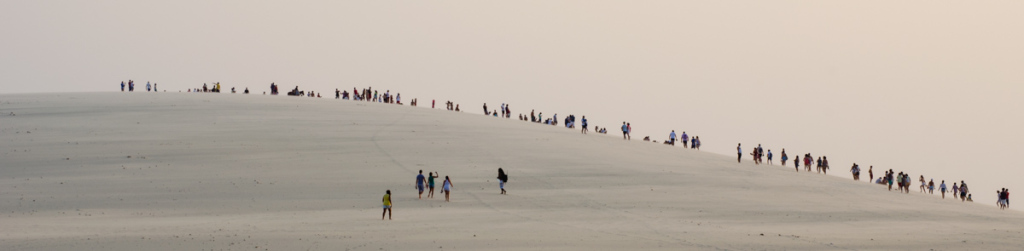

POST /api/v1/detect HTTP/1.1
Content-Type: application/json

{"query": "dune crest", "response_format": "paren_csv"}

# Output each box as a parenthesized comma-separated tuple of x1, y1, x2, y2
(1, 93, 1021, 250)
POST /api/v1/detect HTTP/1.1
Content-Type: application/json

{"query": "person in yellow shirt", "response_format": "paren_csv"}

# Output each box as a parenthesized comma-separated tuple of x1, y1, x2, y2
(382, 190, 392, 220)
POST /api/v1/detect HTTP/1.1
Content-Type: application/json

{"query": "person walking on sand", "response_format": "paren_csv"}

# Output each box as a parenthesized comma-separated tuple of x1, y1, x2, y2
(428, 172, 439, 198)
(581, 116, 588, 134)
(415, 170, 427, 199)
(627, 123, 632, 139)
(121, 81, 125, 92)
(442, 176, 454, 202)
(887, 170, 894, 191)
(382, 190, 392, 220)
(940, 180, 947, 198)
(919, 175, 927, 193)
(794, 155, 800, 171)
(928, 179, 935, 194)
(821, 156, 829, 174)
(804, 154, 813, 172)
(621, 122, 629, 140)
(681, 131, 689, 148)
(850, 163, 860, 180)
(868, 166, 874, 183)
(669, 130, 677, 145)
(497, 168, 508, 194)
(767, 150, 773, 165)
(754, 148, 760, 164)
(960, 181, 969, 202)
(781, 149, 788, 166)
(736, 144, 742, 163)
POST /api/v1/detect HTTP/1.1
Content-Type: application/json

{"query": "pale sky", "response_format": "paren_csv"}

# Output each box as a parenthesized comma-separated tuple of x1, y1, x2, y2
(2, 1, 1022, 206)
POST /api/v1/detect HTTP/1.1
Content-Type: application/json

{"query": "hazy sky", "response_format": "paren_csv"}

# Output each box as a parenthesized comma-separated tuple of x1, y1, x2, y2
(2, 1, 1022, 206)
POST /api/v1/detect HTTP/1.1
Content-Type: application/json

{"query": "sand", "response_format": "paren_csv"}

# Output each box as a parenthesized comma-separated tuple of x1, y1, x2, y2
(1, 92, 1022, 250)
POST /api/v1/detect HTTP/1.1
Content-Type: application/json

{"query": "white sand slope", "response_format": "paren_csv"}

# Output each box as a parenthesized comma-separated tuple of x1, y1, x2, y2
(1, 93, 1021, 251)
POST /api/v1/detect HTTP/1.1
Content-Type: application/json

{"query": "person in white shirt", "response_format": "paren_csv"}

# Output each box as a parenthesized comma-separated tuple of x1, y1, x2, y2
(939, 181, 947, 199)
(736, 144, 742, 163)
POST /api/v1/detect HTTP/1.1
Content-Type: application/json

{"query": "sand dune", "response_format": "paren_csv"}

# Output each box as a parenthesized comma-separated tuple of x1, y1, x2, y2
(1, 92, 1021, 250)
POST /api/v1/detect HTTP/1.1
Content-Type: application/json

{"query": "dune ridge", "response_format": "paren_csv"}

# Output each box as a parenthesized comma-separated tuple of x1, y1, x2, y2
(1, 92, 1022, 250)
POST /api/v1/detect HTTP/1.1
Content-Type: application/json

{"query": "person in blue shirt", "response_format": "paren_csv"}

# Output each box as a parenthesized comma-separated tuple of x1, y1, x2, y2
(767, 150, 773, 165)
(681, 132, 688, 148)
(415, 170, 426, 199)
(621, 122, 629, 140)
(121, 81, 125, 92)
(669, 130, 677, 145)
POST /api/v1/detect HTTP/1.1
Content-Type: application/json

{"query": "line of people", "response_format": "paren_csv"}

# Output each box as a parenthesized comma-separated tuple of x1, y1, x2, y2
(737, 142, 1004, 208)
(120, 80, 158, 92)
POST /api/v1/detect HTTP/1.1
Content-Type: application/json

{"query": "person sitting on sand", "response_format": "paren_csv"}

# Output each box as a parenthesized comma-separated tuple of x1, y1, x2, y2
(382, 190, 392, 220)
(443, 176, 454, 202)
